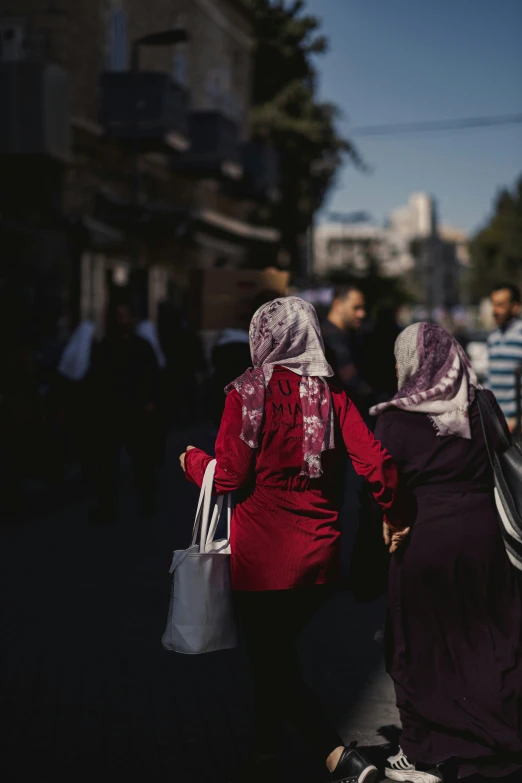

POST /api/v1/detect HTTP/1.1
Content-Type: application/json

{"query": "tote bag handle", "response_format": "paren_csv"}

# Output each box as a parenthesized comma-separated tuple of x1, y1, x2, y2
(190, 460, 231, 553)
(205, 492, 232, 547)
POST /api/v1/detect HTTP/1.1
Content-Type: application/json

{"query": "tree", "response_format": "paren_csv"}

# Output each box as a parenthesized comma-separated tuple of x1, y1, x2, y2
(244, 0, 362, 275)
(470, 175, 522, 300)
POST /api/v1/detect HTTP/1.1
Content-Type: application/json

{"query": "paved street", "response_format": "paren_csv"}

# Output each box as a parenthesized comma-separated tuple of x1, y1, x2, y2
(0, 429, 400, 783)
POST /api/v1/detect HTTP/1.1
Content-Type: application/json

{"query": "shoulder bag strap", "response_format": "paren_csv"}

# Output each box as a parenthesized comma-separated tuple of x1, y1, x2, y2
(191, 459, 217, 547)
(204, 494, 225, 550)
(476, 390, 512, 470)
(204, 485, 233, 548)
(477, 390, 511, 449)
(476, 393, 496, 470)
(190, 460, 233, 551)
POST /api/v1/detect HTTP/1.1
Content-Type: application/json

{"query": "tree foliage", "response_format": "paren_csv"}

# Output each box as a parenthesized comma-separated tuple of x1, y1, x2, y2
(470, 175, 522, 300)
(244, 0, 361, 273)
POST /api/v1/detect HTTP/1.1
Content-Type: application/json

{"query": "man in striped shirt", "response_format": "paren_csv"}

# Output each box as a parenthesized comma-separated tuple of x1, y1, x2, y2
(487, 283, 522, 431)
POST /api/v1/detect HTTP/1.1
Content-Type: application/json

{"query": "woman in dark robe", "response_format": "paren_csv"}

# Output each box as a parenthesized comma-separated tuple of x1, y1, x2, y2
(371, 323, 522, 782)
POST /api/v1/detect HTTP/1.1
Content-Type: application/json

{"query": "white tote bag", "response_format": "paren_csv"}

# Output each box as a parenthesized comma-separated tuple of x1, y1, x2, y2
(162, 460, 238, 654)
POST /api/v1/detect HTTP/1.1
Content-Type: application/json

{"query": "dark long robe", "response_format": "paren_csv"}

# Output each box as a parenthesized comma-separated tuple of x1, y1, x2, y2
(375, 390, 522, 778)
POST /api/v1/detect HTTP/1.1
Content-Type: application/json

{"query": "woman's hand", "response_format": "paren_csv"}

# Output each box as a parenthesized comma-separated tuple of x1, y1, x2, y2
(179, 446, 195, 472)
(384, 522, 411, 554)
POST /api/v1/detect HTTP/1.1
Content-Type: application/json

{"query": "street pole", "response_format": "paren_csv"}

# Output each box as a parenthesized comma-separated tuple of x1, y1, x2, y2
(422, 238, 434, 322)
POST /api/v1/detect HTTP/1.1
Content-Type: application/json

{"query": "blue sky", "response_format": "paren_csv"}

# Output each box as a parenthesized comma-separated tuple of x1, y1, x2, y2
(304, 0, 522, 234)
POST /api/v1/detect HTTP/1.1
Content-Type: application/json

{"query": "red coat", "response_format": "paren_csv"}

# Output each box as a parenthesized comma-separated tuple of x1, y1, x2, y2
(185, 367, 404, 591)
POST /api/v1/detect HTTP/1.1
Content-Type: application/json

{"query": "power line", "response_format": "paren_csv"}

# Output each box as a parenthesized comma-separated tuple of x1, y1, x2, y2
(351, 113, 522, 137)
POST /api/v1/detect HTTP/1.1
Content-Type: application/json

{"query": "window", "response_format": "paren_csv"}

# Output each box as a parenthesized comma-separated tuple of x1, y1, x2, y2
(225, 94, 244, 124)
(172, 45, 188, 86)
(205, 69, 223, 109)
(107, 7, 128, 71)
(205, 66, 244, 121)
(172, 13, 189, 87)
(0, 20, 25, 62)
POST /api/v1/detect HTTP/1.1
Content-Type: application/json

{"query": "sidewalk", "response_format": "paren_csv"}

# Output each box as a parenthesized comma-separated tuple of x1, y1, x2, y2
(0, 429, 399, 783)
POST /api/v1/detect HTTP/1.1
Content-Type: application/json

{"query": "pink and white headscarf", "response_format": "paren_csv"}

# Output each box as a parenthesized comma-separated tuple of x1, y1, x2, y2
(370, 322, 479, 438)
(225, 297, 334, 477)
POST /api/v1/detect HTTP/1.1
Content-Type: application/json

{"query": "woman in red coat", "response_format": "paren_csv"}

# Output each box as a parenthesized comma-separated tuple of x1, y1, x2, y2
(180, 297, 408, 783)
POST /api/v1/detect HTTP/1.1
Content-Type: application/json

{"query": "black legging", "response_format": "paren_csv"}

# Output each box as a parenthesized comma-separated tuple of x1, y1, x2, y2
(234, 587, 342, 760)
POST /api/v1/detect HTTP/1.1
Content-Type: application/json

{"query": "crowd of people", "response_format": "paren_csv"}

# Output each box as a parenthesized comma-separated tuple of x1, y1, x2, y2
(0, 284, 406, 522)
(2, 281, 522, 782)
(180, 283, 522, 783)
(0, 299, 205, 520)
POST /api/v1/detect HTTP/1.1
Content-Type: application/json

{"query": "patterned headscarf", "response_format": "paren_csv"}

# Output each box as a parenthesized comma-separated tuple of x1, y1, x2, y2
(370, 322, 479, 439)
(226, 297, 335, 477)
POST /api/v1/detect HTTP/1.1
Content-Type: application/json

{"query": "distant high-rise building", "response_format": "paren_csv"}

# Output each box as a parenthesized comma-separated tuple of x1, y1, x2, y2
(313, 193, 468, 310)
(390, 192, 437, 239)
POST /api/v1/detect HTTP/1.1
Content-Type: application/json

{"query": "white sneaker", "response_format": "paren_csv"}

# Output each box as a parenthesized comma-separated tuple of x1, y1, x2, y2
(385, 747, 443, 783)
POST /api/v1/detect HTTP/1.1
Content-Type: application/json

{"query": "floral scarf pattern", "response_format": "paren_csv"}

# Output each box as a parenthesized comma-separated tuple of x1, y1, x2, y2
(370, 322, 479, 439)
(225, 297, 335, 477)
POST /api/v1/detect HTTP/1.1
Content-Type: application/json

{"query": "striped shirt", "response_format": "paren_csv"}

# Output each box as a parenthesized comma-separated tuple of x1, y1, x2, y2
(487, 318, 522, 418)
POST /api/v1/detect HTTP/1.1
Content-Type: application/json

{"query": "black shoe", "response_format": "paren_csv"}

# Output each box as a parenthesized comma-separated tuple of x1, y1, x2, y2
(331, 744, 379, 783)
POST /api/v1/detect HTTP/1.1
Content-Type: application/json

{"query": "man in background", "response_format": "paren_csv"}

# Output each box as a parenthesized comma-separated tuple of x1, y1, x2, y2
(322, 285, 372, 416)
(361, 305, 402, 403)
(487, 283, 522, 433)
(322, 286, 381, 596)
(88, 302, 160, 522)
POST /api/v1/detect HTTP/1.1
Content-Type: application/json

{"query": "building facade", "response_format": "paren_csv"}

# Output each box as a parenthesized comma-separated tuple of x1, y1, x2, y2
(313, 193, 469, 311)
(0, 0, 280, 340)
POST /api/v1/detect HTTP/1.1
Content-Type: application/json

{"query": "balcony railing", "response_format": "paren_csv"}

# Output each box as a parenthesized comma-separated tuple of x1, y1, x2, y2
(101, 71, 190, 152)
(173, 110, 243, 180)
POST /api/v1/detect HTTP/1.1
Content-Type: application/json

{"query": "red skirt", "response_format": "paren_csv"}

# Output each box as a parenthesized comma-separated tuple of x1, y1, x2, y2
(230, 485, 341, 591)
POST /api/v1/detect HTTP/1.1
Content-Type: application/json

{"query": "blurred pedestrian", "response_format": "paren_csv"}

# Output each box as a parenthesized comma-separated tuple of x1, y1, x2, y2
(136, 318, 167, 464)
(136, 319, 167, 369)
(361, 305, 402, 403)
(88, 302, 160, 523)
(180, 297, 407, 783)
(372, 323, 522, 782)
(157, 303, 205, 428)
(56, 319, 96, 476)
(210, 290, 280, 426)
(322, 287, 378, 592)
(321, 286, 373, 417)
(210, 328, 250, 427)
(487, 283, 522, 433)
(58, 320, 96, 383)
